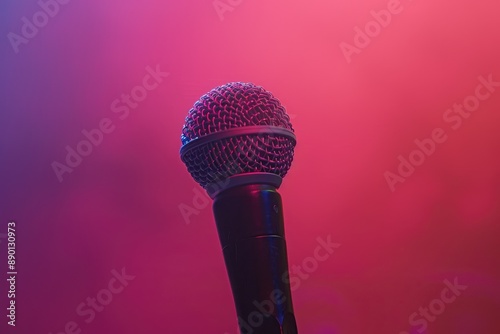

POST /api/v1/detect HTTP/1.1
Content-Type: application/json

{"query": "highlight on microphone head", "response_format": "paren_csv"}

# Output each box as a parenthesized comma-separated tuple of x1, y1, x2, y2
(180, 82, 296, 196)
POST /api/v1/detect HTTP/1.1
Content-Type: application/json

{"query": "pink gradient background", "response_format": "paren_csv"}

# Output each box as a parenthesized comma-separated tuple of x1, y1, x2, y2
(1, 0, 500, 333)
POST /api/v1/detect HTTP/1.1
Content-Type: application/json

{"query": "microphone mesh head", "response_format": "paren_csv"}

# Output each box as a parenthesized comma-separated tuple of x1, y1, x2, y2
(180, 82, 296, 188)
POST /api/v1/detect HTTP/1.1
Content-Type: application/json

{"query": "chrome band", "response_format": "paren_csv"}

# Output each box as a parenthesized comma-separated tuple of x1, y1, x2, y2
(206, 172, 283, 199)
(180, 125, 296, 157)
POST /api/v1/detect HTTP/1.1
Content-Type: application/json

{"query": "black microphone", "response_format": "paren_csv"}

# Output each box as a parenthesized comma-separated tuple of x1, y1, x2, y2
(180, 82, 298, 334)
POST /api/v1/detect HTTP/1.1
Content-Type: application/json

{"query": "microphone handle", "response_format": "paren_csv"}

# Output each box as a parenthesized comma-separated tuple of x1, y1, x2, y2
(213, 184, 298, 334)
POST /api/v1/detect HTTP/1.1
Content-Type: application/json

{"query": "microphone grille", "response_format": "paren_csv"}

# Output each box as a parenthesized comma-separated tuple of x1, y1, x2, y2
(180, 82, 296, 189)
(181, 82, 293, 144)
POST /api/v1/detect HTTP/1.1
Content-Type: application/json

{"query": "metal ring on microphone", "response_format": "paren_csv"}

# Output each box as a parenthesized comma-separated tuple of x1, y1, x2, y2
(180, 125, 296, 159)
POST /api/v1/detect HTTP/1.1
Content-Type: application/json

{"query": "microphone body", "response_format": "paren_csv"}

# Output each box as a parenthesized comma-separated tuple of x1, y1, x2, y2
(213, 183, 297, 333)
(179, 82, 298, 333)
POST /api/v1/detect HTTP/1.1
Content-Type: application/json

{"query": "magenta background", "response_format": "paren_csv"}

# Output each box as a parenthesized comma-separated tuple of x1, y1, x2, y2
(1, 0, 500, 333)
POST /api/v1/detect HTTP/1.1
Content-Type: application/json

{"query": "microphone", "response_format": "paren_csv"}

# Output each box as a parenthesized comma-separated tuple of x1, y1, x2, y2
(180, 82, 298, 334)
